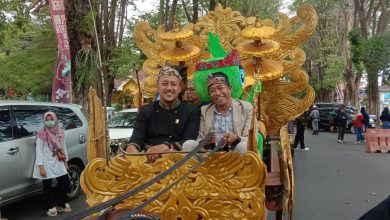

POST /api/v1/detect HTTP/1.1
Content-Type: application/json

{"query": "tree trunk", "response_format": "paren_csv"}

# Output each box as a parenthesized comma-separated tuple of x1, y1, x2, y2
(377, 0, 390, 32)
(368, 74, 379, 115)
(117, 0, 127, 46)
(164, 0, 170, 27)
(181, 0, 192, 22)
(193, 0, 199, 22)
(65, 0, 90, 116)
(341, 0, 358, 106)
(159, 0, 165, 25)
(167, 0, 178, 31)
(209, 0, 216, 11)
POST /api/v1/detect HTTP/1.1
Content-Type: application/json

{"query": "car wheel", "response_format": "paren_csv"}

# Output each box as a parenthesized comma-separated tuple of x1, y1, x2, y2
(67, 163, 82, 200)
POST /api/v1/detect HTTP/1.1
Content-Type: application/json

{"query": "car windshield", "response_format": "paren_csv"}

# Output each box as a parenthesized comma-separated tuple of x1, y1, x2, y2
(108, 112, 137, 128)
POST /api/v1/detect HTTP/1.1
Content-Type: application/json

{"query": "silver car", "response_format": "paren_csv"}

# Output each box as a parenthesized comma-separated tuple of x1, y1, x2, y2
(0, 101, 88, 205)
(108, 108, 137, 156)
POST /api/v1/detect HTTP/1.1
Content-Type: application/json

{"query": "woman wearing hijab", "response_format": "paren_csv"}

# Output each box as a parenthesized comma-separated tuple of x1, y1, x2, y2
(32, 112, 71, 216)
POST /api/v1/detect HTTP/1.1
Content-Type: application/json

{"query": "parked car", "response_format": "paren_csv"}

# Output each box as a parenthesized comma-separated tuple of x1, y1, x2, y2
(368, 117, 376, 128)
(369, 115, 377, 126)
(0, 101, 88, 205)
(108, 108, 138, 155)
(307, 103, 357, 133)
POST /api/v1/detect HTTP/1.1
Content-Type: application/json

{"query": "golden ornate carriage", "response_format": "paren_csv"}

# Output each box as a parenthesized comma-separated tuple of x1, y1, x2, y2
(81, 4, 317, 220)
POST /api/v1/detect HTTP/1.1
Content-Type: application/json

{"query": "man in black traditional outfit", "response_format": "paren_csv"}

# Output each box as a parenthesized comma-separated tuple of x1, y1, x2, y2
(125, 66, 200, 162)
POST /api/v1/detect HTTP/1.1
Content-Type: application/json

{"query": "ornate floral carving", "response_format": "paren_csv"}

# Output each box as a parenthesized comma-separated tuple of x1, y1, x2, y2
(81, 152, 267, 220)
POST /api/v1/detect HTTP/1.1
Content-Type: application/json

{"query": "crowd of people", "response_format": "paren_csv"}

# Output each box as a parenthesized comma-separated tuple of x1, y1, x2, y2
(291, 103, 390, 150)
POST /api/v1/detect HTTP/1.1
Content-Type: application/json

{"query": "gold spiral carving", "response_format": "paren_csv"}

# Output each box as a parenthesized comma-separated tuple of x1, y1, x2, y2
(81, 152, 267, 220)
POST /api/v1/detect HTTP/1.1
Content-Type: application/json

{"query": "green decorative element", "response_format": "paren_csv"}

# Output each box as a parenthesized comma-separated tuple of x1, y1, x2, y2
(206, 32, 227, 58)
(257, 133, 264, 157)
(194, 32, 244, 102)
(246, 81, 262, 104)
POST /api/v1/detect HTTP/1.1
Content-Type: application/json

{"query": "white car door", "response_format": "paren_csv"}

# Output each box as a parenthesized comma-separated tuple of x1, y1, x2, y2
(0, 106, 22, 204)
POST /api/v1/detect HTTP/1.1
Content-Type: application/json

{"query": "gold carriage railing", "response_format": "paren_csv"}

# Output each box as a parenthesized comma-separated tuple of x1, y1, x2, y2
(81, 151, 267, 220)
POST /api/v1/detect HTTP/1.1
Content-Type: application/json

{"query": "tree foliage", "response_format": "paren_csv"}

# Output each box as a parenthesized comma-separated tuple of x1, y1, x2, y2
(0, 20, 56, 97)
(363, 31, 390, 80)
(348, 28, 364, 73)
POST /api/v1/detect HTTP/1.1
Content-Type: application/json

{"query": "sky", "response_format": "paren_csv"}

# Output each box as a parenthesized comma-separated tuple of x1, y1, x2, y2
(131, 0, 293, 17)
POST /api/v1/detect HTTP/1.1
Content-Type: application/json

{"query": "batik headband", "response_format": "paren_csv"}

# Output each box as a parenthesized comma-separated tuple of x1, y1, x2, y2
(207, 72, 230, 89)
(158, 66, 182, 81)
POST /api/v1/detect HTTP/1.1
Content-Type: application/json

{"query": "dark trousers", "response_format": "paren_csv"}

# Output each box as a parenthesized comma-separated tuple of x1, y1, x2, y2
(337, 126, 345, 141)
(42, 174, 69, 209)
(293, 129, 305, 149)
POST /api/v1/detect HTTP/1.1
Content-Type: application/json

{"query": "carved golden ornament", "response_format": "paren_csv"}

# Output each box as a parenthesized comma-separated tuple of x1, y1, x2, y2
(186, 63, 196, 79)
(279, 125, 295, 218)
(194, 4, 246, 51)
(241, 58, 284, 81)
(142, 59, 161, 77)
(240, 24, 276, 40)
(271, 5, 318, 59)
(159, 28, 193, 41)
(134, 21, 167, 66)
(260, 79, 315, 135)
(132, 92, 142, 109)
(81, 152, 267, 220)
(236, 39, 280, 57)
(159, 18, 194, 41)
(140, 76, 158, 98)
(160, 44, 201, 62)
(158, 18, 201, 63)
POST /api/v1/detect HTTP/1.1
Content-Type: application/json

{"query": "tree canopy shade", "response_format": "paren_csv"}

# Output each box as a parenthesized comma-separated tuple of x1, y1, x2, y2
(363, 31, 390, 78)
(0, 22, 56, 97)
(362, 31, 390, 114)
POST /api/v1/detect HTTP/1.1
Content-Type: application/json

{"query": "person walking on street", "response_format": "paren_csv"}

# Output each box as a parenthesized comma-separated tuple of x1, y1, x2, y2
(293, 113, 309, 150)
(380, 107, 390, 129)
(360, 107, 370, 132)
(352, 110, 365, 144)
(335, 106, 348, 143)
(309, 105, 320, 135)
(33, 112, 71, 217)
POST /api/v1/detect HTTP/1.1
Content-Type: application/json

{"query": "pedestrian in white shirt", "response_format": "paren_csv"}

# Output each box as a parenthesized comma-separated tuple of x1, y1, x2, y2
(33, 112, 71, 217)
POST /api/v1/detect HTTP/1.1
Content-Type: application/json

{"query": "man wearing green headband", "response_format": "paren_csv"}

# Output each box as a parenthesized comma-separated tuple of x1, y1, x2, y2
(183, 72, 252, 154)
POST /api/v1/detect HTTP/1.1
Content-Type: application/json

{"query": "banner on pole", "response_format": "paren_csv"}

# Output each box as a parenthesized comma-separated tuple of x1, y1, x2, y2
(49, 0, 71, 103)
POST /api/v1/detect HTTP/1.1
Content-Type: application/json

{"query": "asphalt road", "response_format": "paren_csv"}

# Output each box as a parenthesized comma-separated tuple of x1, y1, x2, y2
(1, 129, 390, 220)
(292, 129, 390, 220)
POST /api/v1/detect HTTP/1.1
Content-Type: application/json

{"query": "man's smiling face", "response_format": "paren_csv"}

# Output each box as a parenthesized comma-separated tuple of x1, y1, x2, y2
(158, 74, 181, 104)
(208, 83, 232, 107)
